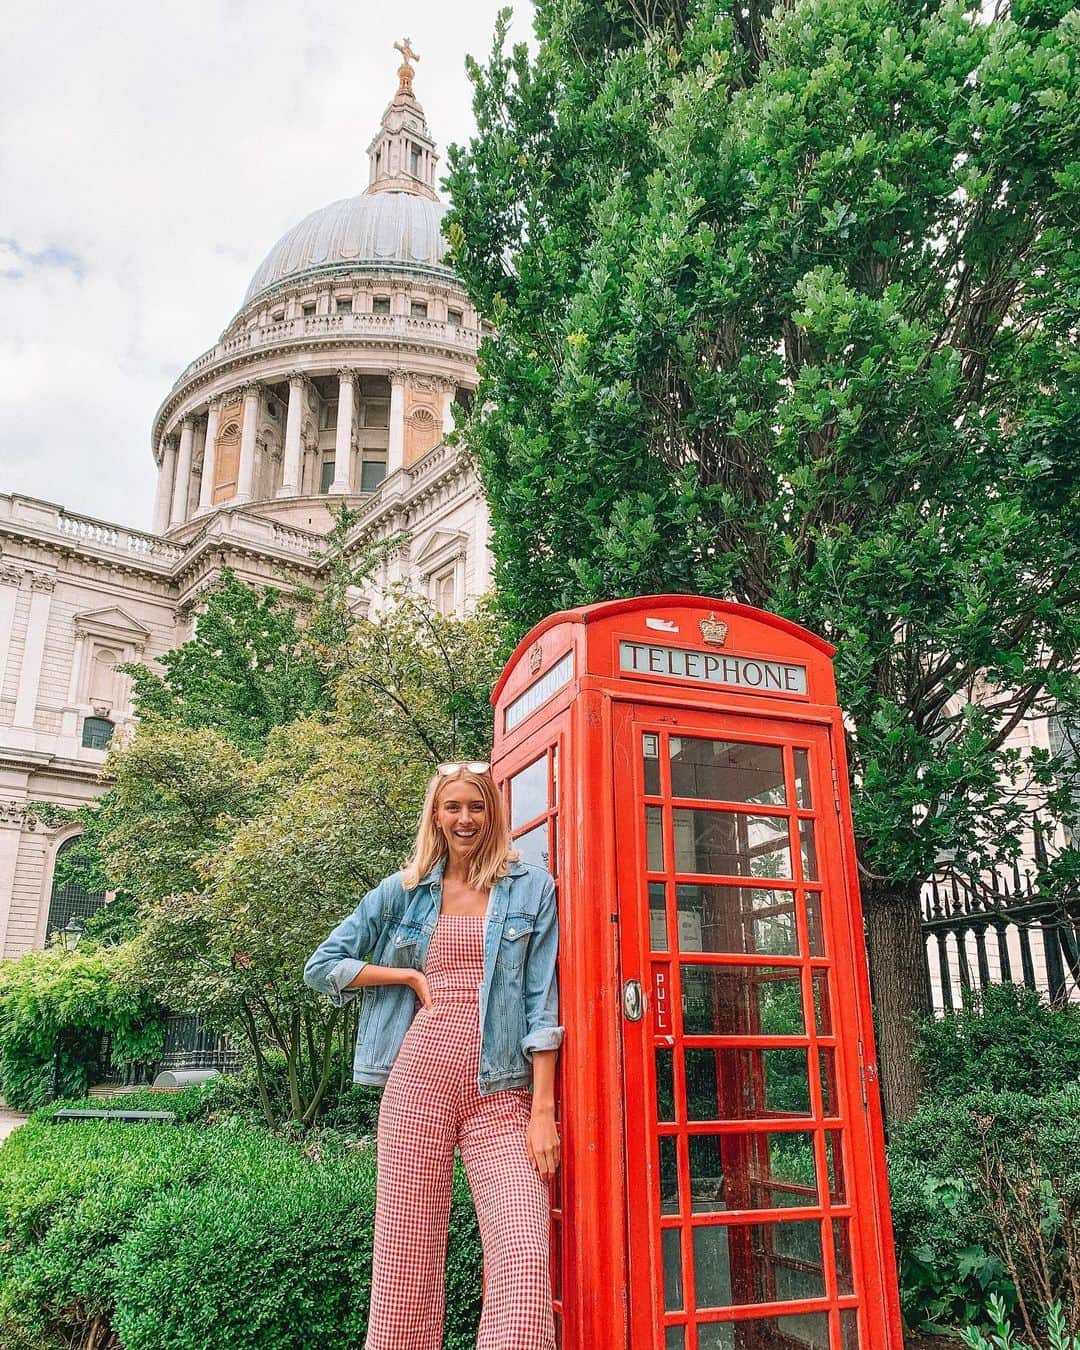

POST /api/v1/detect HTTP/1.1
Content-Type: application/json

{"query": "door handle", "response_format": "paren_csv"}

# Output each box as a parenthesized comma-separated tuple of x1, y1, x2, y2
(623, 979, 645, 1021)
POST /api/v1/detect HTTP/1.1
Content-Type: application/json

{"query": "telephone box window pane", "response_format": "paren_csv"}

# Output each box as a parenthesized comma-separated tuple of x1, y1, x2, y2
(657, 1048, 676, 1122)
(794, 748, 813, 808)
(834, 1219, 854, 1296)
(805, 892, 825, 957)
(643, 732, 661, 794)
(647, 806, 665, 870)
(812, 971, 831, 1035)
(665, 1327, 685, 1349)
(697, 1313, 830, 1349)
(686, 1048, 812, 1121)
(663, 1227, 685, 1310)
(819, 1049, 838, 1116)
(693, 1224, 732, 1306)
(768, 1220, 826, 1302)
(659, 1135, 680, 1214)
(840, 1309, 860, 1348)
(511, 755, 549, 828)
(674, 810, 792, 879)
(825, 1131, 846, 1202)
(689, 1131, 818, 1212)
(693, 1221, 824, 1307)
(799, 820, 819, 881)
(670, 738, 787, 806)
(677, 885, 798, 956)
(515, 821, 550, 869)
(651, 882, 670, 951)
(681, 965, 806, 1037)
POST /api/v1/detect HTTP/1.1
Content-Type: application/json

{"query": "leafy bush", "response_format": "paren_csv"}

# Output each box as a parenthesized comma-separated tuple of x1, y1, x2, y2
(0, 1103, 483, 1349)
(961, 1295, 1080, 1350)
(0, 946, 164, 1111)
(917, 984, 1080, 1100)
(890, 1089, 1080, 1339)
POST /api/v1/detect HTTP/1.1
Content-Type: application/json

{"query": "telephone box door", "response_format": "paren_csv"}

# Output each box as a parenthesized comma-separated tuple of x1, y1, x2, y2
(614, 702, 893, 1350)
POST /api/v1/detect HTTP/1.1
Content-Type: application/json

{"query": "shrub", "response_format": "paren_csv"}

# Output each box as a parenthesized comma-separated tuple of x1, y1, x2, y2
(0, 1103, 483, 1349)
(916, 984, 1080, 1100)
(0, 946, 164, 1111)
(889, 1089, 1080, 1340)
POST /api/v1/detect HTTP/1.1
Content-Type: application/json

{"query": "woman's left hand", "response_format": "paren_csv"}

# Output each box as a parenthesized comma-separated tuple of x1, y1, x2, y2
(526, 1107, 561, 1181)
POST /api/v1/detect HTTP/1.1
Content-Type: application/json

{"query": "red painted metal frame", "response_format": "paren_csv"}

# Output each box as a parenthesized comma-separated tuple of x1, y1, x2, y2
(491, 596, 903, 1350)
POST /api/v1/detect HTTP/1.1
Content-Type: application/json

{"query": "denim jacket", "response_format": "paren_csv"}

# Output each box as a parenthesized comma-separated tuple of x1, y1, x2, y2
(303, 856, 564, 1094)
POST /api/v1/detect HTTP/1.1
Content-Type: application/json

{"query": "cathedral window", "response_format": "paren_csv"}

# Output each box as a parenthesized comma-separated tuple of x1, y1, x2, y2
(335, 297, 353, 314)
(320, 459, 335, 494)
(372, 296, 391, 316)
(81, 716, 114, 751)
(410, 144, 422, 176)
(432, 566, 458, 615)
(447, 309, 462, 328)
(302, 302, 316, 318)
(410, 301, 429, 319)
(271, 308, 285, 323)
(361, 459, 387, 493)
(46, 837, 106, 940)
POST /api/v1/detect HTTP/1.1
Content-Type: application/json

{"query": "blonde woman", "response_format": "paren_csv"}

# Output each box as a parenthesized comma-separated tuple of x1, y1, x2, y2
(304, 761, 563, 1350)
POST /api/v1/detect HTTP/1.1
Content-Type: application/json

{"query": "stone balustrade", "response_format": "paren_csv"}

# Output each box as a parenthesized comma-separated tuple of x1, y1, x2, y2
(174, 312, 481, 388)
(0, 495, 184, 565)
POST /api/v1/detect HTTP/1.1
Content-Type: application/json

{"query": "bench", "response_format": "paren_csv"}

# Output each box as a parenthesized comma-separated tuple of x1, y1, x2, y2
(50, 1109, 177, 1124)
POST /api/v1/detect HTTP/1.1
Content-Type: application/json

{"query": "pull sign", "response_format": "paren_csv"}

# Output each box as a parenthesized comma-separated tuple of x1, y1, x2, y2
(623, 980, 644, 1021)
(652, 966, 671, 1033)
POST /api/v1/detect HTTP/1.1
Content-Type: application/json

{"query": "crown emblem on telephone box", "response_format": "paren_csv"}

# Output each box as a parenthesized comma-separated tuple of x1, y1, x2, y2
(528, 643, 543, 674)
(699, 613, 729, 646)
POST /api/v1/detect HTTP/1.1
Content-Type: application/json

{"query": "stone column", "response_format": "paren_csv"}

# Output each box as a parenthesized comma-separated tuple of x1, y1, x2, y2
(197, 400, 221, 513)
(279, 375, 305, 497)
(331, 370, 354, 494)
(169, 418, 195, 528)
(0, 565, 22, 697)
(13, 573, 55, 729)
(153, 436, 177, 534)
(440, 379, 456, 441)
(388, 369, 407, 476)
(235, 384, 260, 504)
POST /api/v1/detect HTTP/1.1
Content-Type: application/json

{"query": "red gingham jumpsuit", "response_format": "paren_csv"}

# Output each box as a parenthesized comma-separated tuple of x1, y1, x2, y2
(365, 911, 555, 1350)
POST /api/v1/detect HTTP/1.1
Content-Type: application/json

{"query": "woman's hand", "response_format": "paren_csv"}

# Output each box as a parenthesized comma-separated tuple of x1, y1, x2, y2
(408, 970, 433, 1009)
(526, 1106, 561, 1181)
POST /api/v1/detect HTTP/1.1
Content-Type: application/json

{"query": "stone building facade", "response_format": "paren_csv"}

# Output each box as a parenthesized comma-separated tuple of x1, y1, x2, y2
(0, 50, 492, 959)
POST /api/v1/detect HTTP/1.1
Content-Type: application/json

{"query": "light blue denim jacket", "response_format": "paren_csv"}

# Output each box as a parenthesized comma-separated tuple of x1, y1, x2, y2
(303, 856, 564, 1094)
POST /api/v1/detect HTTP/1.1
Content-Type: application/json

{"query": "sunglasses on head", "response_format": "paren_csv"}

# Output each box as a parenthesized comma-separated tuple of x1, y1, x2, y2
(436, 761, 491, 776)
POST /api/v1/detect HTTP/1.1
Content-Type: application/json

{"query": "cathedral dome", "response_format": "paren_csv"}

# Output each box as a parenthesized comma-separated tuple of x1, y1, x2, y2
(243, 191, 451, 305)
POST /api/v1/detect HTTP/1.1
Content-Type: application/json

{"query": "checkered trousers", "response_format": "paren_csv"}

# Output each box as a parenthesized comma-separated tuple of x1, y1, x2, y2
(365, 912, 555, 1350)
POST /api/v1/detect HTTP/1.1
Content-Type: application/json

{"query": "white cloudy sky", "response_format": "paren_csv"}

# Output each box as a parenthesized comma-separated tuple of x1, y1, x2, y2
(0, 1, 531, 533)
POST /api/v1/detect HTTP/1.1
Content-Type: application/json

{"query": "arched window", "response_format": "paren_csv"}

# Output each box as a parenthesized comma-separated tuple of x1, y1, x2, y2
(46, 837, 106, 940)
(82, 716, 114, 750)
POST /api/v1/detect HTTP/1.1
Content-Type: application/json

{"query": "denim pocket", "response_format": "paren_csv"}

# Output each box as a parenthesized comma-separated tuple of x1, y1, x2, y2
(498, 916, 535, 971)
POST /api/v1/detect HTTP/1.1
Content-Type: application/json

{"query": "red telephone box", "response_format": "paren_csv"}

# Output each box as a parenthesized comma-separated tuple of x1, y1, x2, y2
(490, 596, 903, 1350)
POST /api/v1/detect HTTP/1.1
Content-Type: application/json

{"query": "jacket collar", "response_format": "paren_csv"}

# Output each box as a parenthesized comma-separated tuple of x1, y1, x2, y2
(417, 855, 528, 887)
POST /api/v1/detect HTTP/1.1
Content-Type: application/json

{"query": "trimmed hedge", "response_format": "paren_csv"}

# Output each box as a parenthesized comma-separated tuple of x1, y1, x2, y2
(0, 1091, 483, 1349)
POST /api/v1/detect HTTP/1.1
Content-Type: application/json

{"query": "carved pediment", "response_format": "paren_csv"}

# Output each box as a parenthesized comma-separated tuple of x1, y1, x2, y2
(73, 606, 151, 642)
(415, 529, 468, 564)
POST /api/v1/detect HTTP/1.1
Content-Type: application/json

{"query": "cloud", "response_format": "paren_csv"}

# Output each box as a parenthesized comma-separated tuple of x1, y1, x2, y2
(0, 0, 532, 532)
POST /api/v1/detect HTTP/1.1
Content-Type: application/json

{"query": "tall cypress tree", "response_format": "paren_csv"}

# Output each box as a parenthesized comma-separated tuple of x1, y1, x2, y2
(445, 0, 1080, 1118)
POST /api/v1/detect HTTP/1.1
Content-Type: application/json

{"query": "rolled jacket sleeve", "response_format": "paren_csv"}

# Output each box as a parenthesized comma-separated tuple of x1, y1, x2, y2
(303, 879, 386, 1008)
(520, 874, 564, 1059)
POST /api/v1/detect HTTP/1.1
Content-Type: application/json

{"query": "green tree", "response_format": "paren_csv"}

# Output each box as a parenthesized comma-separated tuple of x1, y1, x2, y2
(102, 591, 502, 1126)
(446, 0, 1080, 1117)
(124, 565, 331, 754)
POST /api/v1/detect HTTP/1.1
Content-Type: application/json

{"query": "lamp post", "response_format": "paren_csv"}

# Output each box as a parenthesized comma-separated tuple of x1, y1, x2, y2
(48, 917, 85, 1102)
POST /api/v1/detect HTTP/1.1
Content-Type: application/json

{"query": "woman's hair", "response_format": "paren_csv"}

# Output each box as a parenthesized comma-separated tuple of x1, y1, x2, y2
(402, 767, 519, 892)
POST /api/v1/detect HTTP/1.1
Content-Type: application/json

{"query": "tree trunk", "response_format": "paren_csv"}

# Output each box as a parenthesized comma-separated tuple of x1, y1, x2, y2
(862, 880, 931, 1126)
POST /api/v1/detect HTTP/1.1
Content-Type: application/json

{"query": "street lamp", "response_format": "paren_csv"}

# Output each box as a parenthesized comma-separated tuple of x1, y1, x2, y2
(49, 917, 86, 1101)
(58, 916, 85, 952)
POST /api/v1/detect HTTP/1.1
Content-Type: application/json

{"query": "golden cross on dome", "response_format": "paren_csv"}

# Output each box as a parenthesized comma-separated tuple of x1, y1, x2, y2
(394, 37, 420, 94)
